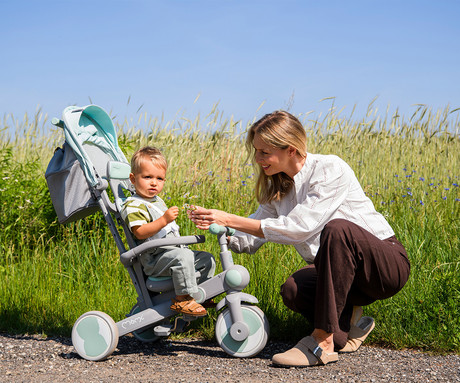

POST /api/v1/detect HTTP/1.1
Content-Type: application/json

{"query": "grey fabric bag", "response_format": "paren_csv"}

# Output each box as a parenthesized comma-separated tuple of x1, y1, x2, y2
(45, 142, 99, 224)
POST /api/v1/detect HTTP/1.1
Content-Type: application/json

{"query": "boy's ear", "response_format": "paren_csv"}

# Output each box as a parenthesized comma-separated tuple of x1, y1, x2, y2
(129, 173, 135, 183)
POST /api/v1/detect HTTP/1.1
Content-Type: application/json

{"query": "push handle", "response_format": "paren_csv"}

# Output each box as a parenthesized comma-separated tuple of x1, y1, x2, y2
(209, 223, 236, 236)
(51, 117, 65, 129)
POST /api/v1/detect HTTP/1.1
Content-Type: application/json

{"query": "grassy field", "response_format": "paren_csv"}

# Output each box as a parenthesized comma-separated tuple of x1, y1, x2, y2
(0, 104, 458, 353)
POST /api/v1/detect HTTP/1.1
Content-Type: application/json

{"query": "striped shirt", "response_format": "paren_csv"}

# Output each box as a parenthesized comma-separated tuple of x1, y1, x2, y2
(121, 195, 179, 241)
(229, 153, 395, 263)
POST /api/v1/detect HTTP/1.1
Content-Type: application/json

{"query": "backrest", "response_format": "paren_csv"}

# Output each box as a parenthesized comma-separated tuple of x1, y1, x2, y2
(106, 161, 137, 249)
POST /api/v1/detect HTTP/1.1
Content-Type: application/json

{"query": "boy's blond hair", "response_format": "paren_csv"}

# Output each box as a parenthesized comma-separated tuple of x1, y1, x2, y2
(130, 146, 168, 174)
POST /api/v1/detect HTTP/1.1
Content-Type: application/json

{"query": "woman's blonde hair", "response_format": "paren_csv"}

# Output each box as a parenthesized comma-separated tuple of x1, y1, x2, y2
(130, 146, 168, 174)
(246, 111, 307, 204)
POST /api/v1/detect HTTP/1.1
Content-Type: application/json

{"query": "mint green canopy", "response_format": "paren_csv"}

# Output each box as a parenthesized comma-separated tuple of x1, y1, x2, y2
(62, 105, 128, 186)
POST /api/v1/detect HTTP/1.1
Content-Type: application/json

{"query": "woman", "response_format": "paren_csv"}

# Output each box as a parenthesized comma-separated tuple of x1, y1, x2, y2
(189, 111, 410, 367)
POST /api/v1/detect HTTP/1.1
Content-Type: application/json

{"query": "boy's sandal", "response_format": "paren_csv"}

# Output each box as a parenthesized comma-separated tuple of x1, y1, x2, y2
(170, 299, 207, 317)
(338, 316, 375, 353)
(272, 336, 338, 367)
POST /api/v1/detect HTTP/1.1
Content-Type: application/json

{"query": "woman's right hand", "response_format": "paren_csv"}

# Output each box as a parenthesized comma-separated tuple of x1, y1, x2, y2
(187, 206, 228, 230)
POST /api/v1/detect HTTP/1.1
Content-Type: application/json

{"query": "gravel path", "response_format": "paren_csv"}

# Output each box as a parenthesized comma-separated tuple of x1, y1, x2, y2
(0, 333, 459, 382)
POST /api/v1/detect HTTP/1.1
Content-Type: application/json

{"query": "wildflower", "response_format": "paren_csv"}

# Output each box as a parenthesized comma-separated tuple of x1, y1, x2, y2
(419, 200, 424, 205)
(442, 197, 447, 200)
(456, 198, 460, 202)
(406, 175, 412, 178)
(241, 181, 247, 186)
(182, 203, 197, 211)
(2, 177, 9, 180)
(453, 183, 459, 187)
(444, 188, 450, 191)
(407, 192, 412, 196)
(419, 177, 425, 181)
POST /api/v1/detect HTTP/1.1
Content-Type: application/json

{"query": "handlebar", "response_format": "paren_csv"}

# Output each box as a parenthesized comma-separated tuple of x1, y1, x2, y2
(209, 223, 236, 236)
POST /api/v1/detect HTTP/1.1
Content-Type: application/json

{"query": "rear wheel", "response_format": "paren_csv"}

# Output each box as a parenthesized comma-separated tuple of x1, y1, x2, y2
(72, 311, 118, 361)
(215, 304, 269, 358)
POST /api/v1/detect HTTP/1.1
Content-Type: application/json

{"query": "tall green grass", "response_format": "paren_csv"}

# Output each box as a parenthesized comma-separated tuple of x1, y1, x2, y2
(0, 104, 458, 353)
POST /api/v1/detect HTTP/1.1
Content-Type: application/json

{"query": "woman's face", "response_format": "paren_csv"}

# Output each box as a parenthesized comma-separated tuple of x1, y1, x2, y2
(253, 133, 292, 176)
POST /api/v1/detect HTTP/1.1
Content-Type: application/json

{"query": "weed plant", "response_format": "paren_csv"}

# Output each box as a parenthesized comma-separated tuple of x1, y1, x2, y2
(0, 104, 458, 353)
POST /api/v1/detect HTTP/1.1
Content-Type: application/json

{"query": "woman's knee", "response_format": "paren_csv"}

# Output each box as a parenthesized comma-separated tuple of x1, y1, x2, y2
(321, 219, 351, 239)
(280, 276, 298, 311)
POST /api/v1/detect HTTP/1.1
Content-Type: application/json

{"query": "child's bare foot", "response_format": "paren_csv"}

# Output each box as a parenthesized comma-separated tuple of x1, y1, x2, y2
(170, 295, 207, 317)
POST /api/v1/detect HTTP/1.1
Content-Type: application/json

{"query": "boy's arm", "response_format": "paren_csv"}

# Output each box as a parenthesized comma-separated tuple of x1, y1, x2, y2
(132, 206, 179, 240)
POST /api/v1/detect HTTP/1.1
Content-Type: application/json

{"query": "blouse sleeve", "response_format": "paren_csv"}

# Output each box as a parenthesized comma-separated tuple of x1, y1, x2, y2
(228, 203, 277, 254)
(261, 156, 352, 245)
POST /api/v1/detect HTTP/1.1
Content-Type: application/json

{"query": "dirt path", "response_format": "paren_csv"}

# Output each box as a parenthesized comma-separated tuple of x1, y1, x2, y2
(0, 333, 459, 382)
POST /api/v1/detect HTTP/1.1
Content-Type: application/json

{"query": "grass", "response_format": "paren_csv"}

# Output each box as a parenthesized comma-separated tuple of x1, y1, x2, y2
(0, 103, 458, 354)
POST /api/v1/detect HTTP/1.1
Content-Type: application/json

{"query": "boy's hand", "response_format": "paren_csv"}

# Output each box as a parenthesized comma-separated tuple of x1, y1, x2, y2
(164, 206, 179, 223)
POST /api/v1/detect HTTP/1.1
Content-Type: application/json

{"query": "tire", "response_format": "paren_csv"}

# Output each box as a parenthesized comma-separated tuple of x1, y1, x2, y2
(72, 311, 119, 361)
(215, 304, 269, 358)
(129, 304, 161, 343)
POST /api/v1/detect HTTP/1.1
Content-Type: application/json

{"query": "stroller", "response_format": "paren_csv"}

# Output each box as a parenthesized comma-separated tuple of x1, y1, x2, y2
(45, 105, 269, 361)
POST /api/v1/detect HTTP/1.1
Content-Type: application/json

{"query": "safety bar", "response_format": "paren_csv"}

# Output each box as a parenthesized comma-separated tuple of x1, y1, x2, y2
(120, 235, 206, 265)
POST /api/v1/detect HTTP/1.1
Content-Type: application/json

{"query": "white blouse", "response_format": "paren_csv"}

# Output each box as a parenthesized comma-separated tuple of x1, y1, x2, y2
(228, 153, 395, 263)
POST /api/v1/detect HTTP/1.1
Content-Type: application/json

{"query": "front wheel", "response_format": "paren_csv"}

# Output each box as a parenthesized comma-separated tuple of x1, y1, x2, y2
(215, 304, 269, 358)
(72, 311, 119, 361)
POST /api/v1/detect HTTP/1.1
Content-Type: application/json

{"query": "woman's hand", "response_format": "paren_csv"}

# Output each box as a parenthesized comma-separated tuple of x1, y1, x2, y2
(187, 206, 228, 230)
(187, 205, 264, 238)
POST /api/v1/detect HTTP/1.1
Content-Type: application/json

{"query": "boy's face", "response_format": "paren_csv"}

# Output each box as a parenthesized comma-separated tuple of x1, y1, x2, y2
(129, 160, 166, 199)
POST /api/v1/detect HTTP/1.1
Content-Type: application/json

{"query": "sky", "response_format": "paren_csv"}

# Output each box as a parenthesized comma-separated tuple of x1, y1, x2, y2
(1, 0, 460, 131)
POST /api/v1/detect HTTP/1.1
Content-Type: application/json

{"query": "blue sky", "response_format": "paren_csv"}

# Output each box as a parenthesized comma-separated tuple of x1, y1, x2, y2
(2, 0, 459, 130)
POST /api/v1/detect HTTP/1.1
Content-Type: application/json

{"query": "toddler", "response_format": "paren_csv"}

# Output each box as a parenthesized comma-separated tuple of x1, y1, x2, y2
(121, 146, 215, 317)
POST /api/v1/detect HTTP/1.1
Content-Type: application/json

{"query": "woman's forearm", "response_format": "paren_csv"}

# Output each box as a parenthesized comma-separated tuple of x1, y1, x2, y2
(217, 212, 265, 238)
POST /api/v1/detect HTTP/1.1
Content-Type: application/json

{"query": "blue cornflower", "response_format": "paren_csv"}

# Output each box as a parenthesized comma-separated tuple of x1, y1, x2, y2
(445, 188, 450, 191)
(453, 183, 459, 187)
(406, 175, 412, 178)
(419, 177, 425, 181)
(407, 191, 413, 196)
(420, 200, 424, 205)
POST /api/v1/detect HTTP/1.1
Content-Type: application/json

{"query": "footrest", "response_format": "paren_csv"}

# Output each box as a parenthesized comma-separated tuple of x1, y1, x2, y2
(154, 324, 174, 337)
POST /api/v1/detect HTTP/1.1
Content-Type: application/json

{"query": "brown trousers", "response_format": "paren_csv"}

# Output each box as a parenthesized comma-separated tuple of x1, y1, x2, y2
(280, 219, 410, 350)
